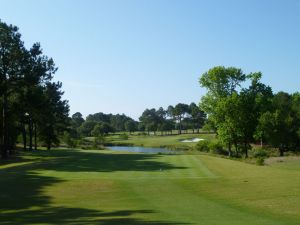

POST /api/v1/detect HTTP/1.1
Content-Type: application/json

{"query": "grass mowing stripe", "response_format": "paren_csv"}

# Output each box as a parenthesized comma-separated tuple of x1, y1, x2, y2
(192, 155, 217, 177)
(1, 149, 300, 225)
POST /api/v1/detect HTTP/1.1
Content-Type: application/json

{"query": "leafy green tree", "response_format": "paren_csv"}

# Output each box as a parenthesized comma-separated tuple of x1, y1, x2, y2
(38, 82, 69, 150)
(173, 103, 190, 134)
(139, 108, 160, 135)
(125, 120, 137, 134)
(160, 119, 175, 135)
(199, 67, 273, 157)
(79, 121, 97, 137)
(167, 105, 175, 134)
(292, 93, 300, 149)
(199, 66, 246, 131)
(156, 107, 167, 135)
(0, 20, 69, 156)
(21, 43, 56, 151)
(256, 92, 300, 156)
(91, 123, 103, 137)
(91, 122, 113, 137)
(189, 102, 206, 133)
(0, 21, 26, 157)
(72, 112, 85, 128)
(63, 132, 77, 148)
(214, 93, 242, 156)
(85, 112, 134, 133)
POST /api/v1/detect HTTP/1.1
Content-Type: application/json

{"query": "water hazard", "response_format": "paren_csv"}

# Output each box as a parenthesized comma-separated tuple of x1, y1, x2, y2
(107, 146, 178, 154)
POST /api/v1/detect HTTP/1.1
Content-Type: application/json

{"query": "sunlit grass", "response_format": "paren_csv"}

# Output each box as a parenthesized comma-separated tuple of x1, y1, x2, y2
(0, 149, 299, 225)
(105, 133, 217, 150)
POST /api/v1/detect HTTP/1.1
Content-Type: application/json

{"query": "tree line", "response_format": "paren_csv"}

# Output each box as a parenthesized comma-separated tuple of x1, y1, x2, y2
(0, 20, 69, 158)
(199, 66, 300, 157)
(68, 102, 206, 141)
(68, 112, 138, 138)
(139, 103, 206, 135)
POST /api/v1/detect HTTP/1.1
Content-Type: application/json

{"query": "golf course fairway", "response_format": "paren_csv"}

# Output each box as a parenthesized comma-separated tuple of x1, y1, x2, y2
(0, 149, 299, 225)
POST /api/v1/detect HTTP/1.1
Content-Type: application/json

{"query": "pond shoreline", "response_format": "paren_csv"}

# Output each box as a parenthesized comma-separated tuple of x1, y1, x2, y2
(107, 145, 184, 154)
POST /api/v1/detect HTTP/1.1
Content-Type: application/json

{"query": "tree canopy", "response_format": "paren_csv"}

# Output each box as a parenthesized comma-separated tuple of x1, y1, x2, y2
(0, 20, 69, 157)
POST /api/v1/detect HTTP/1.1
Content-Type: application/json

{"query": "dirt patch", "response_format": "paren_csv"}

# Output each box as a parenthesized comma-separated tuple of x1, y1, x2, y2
(264, 156, 300, 165)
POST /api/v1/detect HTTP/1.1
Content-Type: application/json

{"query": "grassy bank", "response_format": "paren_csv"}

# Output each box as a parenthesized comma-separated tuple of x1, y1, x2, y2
(0, 149, 299, 225)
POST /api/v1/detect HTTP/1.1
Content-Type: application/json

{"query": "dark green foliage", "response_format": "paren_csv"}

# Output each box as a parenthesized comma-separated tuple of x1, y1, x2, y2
(76, 112, 136, 137)
(199, 66, 300, 157)
(63, 132, 77, 148)
(139, 108, 160, 135)
(252, 148, 269, 158)
(195, 140, 210, 152)
(78, 121, 97, 137)
(71, 112, 84, 128)
(38, 82, 69, 150)
(125, 120, 137, 134)
(119, 133, 129, 140)
(173, 103, 190, 134)
(256, 92, 300, 156)
(209, 142, 227, 155)
(93, 136, 105, 149)
(256, 157, 265, 166)
(139, 103, 205, 135)
(0, 20, 69, 157)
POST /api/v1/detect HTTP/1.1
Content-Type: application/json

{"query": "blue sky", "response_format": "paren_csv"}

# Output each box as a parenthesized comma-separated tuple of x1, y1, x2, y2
(1, 0, 300, 119)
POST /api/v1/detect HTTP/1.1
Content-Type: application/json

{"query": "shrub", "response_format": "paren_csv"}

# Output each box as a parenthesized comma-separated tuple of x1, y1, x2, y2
(209, 142, 227, 155)
(256, 157, 265, 166)
(195, 140, 210, 152)
(92, 136, 105, 149)
(63, 133, 77, 149)
(119, 133, 129, 140)
(253, 148, 269, 158)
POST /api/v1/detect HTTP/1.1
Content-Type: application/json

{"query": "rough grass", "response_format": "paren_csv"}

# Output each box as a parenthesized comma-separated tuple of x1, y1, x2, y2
(0, 149, 299, 225)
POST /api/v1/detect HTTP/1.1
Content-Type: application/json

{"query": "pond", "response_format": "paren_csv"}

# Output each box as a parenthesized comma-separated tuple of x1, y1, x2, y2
(107, 146, 178, 154)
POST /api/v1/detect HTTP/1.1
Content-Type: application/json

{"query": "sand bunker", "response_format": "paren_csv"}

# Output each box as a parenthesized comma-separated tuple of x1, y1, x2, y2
(181, 138, 205, 143)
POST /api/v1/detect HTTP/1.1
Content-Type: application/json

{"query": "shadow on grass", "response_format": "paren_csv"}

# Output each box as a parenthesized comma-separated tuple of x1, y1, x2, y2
(12, 149, 187, 173)
(0, 208, 189, 225)
(0, 149, 189, 224)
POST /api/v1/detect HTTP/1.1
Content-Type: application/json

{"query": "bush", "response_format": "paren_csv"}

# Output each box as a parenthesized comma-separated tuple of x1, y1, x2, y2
(253, 148, 269, 158)
(256, 157, 265, 166)
(119, 133, 129, 140)
(195, 140, 210, 152)
(209, 142, 227, 155)
(63, 133, 77, 149)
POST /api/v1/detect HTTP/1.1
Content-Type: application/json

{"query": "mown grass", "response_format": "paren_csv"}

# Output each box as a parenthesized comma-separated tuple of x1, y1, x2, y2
(0, 149, 299, 225)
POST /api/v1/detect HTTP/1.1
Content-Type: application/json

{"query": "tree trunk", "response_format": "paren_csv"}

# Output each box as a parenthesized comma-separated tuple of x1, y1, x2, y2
(244, 142, 248, 158)
(179, 117, 182, 135)
(279, 146, 284, 156)
(228, 143, 232, 157)
(28, 117, 33, 151)
(1, 88, 8, 158)
(234, 141, 238, 157)
(22, 124, 27, 151)
(34, 122, 37, 150)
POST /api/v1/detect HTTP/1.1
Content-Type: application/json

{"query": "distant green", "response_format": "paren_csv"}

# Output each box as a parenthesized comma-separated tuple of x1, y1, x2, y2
(105, 133, 216, 150)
